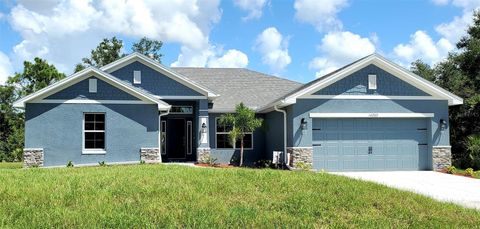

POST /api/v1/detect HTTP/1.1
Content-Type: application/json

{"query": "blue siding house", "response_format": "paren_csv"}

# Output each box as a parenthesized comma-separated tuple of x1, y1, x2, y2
(14, 53, 463, 171)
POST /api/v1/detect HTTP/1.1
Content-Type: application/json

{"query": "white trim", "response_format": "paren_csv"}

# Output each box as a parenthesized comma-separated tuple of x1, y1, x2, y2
(214, 117, 253, 150)
(433, 145, 452, 148)
(259, 53, 462, 111)
(154, 95, 207, 100)
(286, 147, 313, 149)
(13, 67, 171, 110)
(300, 95, 445, 101)
(309, 112, 435, 118)
(23, 148, 43, 151)
(82, 150, 107, 155)
(32, 99, 152, 105)
(100, 52, 219, 98)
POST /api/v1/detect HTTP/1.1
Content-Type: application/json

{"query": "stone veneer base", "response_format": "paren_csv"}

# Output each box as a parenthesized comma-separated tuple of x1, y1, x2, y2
(287, 147, 313, 168)
(432, 146, 452, 171)
(23, 148, 44, 168)
(197, 148, 211, 164)
(140, 148, 161, 163)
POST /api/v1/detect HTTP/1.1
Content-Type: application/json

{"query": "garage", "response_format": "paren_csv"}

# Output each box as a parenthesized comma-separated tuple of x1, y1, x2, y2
(312, 118, 429, 171)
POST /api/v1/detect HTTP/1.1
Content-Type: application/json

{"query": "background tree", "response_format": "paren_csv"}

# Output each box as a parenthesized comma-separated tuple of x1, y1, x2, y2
(75, 37, 125, 72)
(0, 58, 65, 162)
(219, 103, 263, 166)
(411, 11, 480, 169)
(131, 37, 163, 62)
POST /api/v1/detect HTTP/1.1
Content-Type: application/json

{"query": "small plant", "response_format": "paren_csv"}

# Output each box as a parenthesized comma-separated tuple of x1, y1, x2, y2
(140, 160, 146, 164)
(295, 162, 312, 171)
(205, 156, 218, 166)
(254, 160, 273, 168)
(465, 168, 475, 177)
(98, 161, 107, 167)
(66, 161, 74, 168)
(446, 165, 456, 174)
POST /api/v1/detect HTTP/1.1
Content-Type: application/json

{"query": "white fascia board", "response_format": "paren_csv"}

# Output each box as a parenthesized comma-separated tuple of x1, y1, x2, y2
(309, 112, 435, 118)
(100, 52, 219, 98)
(299, 95, 446, 101)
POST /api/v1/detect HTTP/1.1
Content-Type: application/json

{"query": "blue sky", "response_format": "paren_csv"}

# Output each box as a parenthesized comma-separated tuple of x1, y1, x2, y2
(0, 0, 478, 84)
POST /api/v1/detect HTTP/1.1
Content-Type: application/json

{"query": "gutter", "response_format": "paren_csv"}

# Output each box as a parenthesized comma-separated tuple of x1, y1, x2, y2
(158, 108, 171, 162)
(274, 105, 291, 170)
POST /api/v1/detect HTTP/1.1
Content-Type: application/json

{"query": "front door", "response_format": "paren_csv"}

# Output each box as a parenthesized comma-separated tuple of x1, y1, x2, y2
(165, 118, 194, 161)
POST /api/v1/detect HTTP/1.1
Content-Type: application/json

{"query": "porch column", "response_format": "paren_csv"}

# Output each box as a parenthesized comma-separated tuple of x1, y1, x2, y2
(197, 99, 211, 163)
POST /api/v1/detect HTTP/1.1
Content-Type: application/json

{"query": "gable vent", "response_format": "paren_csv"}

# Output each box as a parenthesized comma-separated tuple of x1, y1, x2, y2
(133, 70, 141, 84)
(368, 74, 377, 90)
(89, 78, 97, 93)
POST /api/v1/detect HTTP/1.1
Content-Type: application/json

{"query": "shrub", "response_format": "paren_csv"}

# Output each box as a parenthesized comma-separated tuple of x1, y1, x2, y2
(295, 162, 312, 171)
(465, 134, 480, 169)
(140, 160, 146, 165)
(254, 160, 273, 168)
(66, 161, 74, 168)
(205, 156, 218, 166)
(98, 161, 106, 167)
(465, 168, 475, 177)
(446, 165, 456, 174)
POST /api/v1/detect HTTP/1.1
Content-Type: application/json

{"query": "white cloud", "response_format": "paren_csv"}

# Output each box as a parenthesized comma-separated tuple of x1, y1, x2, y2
(294, 0, 348, 32)
(393, 31, 454, 66)
(309, 31, 375, 77)
(0, 52, 14, 85)
(207, 49, 249, 68)
(234, 0, 268, 20)
(431, 0, 450, 5)
(6, 0, 241, 73)
(255, 27, 291, 73)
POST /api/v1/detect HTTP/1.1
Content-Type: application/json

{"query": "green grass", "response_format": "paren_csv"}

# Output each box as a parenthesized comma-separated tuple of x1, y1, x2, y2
(0, 162, 22, 169)
(0, 164, 479, 228)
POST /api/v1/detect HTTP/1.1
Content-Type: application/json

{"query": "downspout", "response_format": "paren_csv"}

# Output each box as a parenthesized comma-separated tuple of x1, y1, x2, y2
(158, 108, 170, 162)
(274, 104, 291, 169)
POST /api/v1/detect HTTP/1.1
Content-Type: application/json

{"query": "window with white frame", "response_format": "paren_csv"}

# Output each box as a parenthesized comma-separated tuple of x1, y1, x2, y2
(368, 74, 377, 90)
(215, 118, 253, 149)
(84, 113, 105, 150)
(89, 78, 97, 93)
(133, 70, 141, 84)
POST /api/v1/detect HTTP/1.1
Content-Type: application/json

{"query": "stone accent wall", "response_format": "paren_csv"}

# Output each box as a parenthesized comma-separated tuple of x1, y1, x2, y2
(432, 146, 452, 171)
(197, 148, 211, 164)
(23, 148, 44, 168)
(287, 147, 313, 168)
(140, 148, 160, 163)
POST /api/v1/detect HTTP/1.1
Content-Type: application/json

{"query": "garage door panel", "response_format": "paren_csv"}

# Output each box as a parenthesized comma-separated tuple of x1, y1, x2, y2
(312, 118, 428, 171)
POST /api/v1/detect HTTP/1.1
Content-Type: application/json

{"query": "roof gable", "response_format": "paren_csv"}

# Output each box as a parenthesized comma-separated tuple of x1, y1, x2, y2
(13, 67, 170, 110)
(100, 52, 219, 98)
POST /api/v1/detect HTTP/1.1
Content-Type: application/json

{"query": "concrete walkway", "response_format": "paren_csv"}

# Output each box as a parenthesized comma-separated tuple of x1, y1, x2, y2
(333, 171, 480, 209)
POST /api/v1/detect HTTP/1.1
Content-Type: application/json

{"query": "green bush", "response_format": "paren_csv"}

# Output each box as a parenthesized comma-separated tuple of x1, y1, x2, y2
(140, 160, 146, 165)
(446, 165, 456, 174)
(98, 161, 106, 167)
(295, 162, 312, 171)
(66, 161, 74, 168)
(465, 168, 475, 177)
(254, 160, 273, 168)
(465, 134, 480, 169)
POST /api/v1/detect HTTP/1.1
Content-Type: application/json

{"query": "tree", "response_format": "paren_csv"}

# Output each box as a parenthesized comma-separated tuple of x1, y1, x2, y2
(410, 60, 436, 82)
(219, 103, 263, 166)
(75, 37, 125, 72)
(1, 58, 65, 162)
(131, 37, 163, 62)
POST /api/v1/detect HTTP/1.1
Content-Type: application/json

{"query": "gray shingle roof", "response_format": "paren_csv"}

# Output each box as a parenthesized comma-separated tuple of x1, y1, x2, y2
(171, 67, 303, 112)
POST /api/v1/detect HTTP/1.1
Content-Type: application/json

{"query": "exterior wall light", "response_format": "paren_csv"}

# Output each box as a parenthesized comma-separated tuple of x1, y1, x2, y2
(301, 118, 308, 132)
(201, 122, 207, 133)
(440, 119, 447, 130)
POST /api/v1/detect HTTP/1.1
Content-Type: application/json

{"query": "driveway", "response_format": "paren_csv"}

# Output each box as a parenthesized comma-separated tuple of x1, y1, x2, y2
(334, 171, 480, 209)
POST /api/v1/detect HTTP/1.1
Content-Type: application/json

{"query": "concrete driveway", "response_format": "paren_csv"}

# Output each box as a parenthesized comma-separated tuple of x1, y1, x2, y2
(334, 171, 480, 209)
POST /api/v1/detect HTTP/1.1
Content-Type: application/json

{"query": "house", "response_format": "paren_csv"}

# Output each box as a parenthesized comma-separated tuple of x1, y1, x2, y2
(14, 53, 463, 171)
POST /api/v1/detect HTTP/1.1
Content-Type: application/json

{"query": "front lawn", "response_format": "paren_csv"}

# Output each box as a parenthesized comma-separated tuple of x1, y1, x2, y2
(0, 162, 22, 169)
(0, 164, 479, 228)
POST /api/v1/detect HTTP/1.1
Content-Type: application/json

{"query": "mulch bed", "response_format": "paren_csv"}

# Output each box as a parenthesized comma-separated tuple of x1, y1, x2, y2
(195, 163, 236, 168)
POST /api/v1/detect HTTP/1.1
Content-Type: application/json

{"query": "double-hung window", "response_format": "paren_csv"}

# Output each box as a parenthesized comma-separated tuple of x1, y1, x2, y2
(215, 118, 253, 149)
(83, 113, 106, 154)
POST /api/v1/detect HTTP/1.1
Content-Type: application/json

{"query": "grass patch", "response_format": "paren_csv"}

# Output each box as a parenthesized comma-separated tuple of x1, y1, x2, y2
(0, 164, 479, 228)
(0, 162, 22, 169)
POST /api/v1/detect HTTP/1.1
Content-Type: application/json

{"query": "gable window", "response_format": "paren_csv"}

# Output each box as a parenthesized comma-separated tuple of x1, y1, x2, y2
(215, 118, 253, 149)
(368, 74, 377, 90)
(89, 78, 97, 93)
(133, 70, 141, 84)
(83, 113, 106, 154)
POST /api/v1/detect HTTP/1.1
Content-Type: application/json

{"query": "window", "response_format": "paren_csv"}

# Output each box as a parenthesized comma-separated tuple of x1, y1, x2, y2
(89, 78, 97, 93)
(170, 106, 193, 114)
(161, 121, 166, 155)
(133, 70, 141, 84)
(215, 118, 253, 149)
(83, 113, 105, 152)
(368, 74, 377, 90)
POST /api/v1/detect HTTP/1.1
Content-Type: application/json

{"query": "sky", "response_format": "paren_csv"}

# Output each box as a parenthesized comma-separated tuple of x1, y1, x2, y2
(0, 0, 479, 85)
